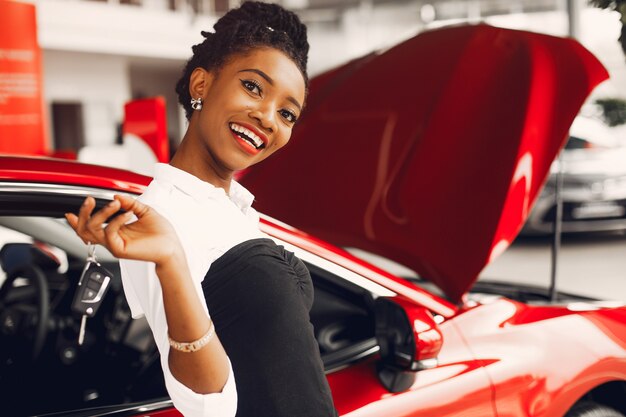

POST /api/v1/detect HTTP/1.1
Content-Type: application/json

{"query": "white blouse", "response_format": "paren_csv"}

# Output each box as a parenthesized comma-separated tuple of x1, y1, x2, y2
(119, 163, 265, 417)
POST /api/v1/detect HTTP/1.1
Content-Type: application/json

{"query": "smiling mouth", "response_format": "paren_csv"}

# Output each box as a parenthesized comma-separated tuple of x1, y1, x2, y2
(230, 123, 266, 150)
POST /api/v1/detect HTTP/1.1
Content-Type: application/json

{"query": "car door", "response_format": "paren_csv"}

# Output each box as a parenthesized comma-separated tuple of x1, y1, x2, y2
(0, 181, 494, 417)
(278, 241, 495, 416)
(0, 183, 171, 416)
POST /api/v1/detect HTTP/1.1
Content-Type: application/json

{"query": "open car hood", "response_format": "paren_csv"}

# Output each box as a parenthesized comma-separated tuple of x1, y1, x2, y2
(240, 24, 608, 302)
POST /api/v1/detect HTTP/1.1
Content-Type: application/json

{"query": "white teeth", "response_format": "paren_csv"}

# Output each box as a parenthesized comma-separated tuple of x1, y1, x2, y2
(230, 123, 264, 148)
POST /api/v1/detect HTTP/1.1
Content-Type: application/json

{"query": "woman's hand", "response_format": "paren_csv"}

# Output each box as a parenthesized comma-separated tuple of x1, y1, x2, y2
(68, 195, 231, 395)
(65, 195, 182, 266)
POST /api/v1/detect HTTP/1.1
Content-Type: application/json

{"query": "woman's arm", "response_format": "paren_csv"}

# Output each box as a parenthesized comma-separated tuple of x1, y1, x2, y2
(156, 248, 231, 393)
(66, 195, 230, 394)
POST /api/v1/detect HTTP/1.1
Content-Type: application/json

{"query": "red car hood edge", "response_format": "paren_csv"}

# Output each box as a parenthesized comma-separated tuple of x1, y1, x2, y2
(0, 155, 151, 193)
(239, 24, 609, 302)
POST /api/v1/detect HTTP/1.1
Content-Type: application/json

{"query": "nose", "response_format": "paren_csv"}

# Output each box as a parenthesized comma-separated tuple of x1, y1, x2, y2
(249, 104, 276, 134)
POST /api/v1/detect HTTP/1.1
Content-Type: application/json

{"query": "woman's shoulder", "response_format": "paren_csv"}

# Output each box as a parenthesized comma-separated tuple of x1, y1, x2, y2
(203, 238, 313, 306)
(139, 179, 240, 222)
(209, 238, 306, 274)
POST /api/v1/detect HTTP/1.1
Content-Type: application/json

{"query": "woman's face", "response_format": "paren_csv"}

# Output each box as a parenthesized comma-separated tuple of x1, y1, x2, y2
(190, 47, 306, 174)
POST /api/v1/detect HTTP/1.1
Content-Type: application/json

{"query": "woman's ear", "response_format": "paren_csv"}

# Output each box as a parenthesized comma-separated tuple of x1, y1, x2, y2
(189, 68, 214, 99)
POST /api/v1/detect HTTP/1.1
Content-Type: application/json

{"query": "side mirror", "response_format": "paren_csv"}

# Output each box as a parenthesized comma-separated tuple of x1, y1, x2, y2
(375, 296, 443, 392)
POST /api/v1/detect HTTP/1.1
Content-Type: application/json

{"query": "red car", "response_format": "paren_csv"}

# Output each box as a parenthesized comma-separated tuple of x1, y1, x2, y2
(1, 25, 625, 417)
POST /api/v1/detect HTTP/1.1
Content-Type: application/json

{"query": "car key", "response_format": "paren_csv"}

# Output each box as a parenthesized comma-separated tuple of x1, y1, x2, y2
(72, 243, 113, 345)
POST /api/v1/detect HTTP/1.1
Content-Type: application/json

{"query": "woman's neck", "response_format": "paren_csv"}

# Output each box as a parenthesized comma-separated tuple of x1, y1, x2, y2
(170, 140, 233, 194)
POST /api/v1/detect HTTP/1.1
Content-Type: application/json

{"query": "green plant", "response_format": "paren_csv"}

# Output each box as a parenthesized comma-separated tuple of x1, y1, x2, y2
(595, 97, 626, 126)
(590, 0, 621, 7)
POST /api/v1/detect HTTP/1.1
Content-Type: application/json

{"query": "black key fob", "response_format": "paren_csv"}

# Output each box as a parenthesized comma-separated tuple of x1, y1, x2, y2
(71, 259, 113, 317)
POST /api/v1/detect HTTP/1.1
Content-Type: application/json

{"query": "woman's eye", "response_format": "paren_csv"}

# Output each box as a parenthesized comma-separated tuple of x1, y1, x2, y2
(241, 79, 262, 95)
(279, 109, 298, 123)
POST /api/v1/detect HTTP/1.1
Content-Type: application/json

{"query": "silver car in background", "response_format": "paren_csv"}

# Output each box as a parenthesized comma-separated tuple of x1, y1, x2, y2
(523, 116, 626, 235)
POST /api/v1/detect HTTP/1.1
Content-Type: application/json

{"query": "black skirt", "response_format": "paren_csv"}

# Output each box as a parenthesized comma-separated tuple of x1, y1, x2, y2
(202, 238, 338, 417)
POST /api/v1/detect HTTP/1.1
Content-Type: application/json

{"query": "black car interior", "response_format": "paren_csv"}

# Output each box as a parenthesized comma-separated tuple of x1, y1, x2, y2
(0, 192, 377, 416)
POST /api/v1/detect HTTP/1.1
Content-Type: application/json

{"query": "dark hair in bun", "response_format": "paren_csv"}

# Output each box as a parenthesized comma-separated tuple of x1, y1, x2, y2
(176, 1, 309, 120)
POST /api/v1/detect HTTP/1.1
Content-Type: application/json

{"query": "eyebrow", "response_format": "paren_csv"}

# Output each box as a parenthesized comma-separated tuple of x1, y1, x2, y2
(239, 68, 302, 112)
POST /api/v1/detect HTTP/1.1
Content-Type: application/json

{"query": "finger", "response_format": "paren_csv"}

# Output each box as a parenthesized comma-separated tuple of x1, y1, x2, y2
(84, 201, 112, 243)
(70, 197, 97, 244)
(104, 211, 134, 256)
(65, 213, 90, 245)
(65, 212, 78, 230)
(114, 195, 150, 218)
(88, 199, 121, 229)
(76, 196, 96, 237)
(107, 210, 133, 233)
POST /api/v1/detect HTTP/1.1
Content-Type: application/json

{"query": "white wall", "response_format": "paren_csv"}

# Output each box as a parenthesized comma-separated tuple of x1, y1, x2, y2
(34, 1, 626, 150)
(42, 50, 130, 146)
(308, 3, 626, 99)
(32, 0, 215, 60)
(30, 0, 214, 146)
(485, 7, 626, 99)
(308, 3, 426, 76)
(129, 65, 183, 145)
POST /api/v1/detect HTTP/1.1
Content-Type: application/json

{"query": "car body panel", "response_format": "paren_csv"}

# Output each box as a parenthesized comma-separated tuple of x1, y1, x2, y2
(260, 214, 458, 317)
(452, 299, 626, 417)
(0, 154, 458, 317)
(239, 24, 609, 302)
(328, 321, 495, 417)
(0, 155, 150, 193)
(0, 157, 625, 417)
(1, 24, 624, 417)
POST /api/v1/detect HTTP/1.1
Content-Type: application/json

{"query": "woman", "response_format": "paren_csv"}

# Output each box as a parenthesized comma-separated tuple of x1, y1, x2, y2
(66, 2, 337, 417)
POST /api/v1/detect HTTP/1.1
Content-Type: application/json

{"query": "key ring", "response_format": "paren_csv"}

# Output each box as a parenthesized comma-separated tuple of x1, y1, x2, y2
(87, 241, 97, 262)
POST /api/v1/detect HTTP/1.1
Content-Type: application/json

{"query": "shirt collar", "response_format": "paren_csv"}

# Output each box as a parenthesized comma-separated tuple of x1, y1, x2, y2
(153, 163, 255, 211)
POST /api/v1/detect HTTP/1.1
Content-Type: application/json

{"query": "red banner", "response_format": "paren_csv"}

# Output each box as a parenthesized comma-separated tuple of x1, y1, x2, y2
(123, 97, 170, 163)
(0, 0, 48, 155)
